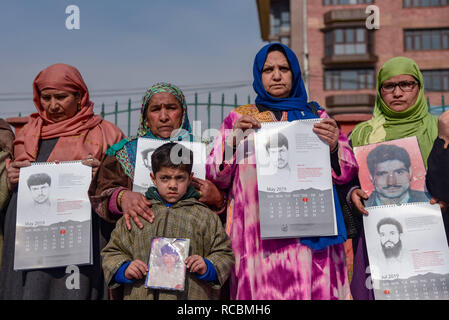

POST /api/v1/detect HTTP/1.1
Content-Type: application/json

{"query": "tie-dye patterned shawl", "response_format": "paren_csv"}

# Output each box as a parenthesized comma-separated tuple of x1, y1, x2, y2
(106, 82, 193, 180)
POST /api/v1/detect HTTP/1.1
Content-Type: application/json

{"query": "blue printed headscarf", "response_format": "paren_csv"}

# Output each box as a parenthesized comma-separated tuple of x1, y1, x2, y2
(253, 43, 347, 250)
(106, 82, 193, 179)
(253, 43, 319, 120)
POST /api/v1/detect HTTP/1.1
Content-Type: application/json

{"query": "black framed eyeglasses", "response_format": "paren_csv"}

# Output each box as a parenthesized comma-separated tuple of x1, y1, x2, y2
(381, 81, 419, 93)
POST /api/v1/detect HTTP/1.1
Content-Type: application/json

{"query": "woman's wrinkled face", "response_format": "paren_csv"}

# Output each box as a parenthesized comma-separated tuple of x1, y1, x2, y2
(380, 74, 420, 112)
(40, 89, 80, 122)
(145, 92, 183, 139)
(261, 50, 293, 99)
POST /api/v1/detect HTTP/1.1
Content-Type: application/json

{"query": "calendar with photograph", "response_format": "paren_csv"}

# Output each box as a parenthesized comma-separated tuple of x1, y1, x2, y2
(353, 136, 429, 208)
(132, 138, 207, 194)
(364, 202, 449, 300)
(14, 161, 92, 270)
(254, 119, 337, 239)
(145, 237, 190, 291)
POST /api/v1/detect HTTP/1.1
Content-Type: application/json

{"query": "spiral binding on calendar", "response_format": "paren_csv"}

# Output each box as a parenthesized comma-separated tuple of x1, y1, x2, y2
(261, 118, 320, 128)
(139, 136, 174, 143)
(31, 160, 83, 166)
(138, 136, 206, 146)
(368, 201, 433, 210)
(260, 121, 289, 127)
(295, 118, 321, 123)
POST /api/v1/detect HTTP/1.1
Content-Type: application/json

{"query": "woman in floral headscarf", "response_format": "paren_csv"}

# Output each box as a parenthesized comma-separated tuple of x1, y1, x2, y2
(90, 82, 225, 232)
(0, 63, 125, 300)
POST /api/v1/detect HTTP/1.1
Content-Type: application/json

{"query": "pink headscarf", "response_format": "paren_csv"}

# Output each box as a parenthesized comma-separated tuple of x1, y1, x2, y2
(14, 63, 125, 162)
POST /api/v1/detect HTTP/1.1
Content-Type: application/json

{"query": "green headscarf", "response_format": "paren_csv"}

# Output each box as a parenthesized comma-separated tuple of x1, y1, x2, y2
(349, 57, 438, 168)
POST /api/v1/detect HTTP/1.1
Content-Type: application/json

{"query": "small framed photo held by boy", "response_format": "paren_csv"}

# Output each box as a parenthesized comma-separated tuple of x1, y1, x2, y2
(145, 237, 190, 291)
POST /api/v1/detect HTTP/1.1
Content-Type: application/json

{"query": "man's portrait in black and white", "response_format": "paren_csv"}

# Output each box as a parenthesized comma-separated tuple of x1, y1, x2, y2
(264, 132, 291, 177)
(141, 147, 156, 171)
(377, 217, 404, 261)
(27, 172, 52, 207)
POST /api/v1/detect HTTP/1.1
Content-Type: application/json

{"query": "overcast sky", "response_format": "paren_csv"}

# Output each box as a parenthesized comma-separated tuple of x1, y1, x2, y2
(0, 0, 265, 132)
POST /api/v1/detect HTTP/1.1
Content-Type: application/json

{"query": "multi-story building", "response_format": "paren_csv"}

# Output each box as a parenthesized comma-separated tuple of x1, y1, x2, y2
(256, 0, 449, 134)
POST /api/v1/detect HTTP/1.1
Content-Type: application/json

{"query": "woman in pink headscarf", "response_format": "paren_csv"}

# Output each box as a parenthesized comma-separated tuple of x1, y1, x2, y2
(0, 63, 125, 300)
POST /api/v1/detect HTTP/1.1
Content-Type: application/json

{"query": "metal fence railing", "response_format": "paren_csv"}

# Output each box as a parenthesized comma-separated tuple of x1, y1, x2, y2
(428, 95, 447, 116)
(100, 92, 252, 136)
(13, 94, 448, 136)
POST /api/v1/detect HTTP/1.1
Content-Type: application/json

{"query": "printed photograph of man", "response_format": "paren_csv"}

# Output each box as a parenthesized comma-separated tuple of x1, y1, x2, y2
(141, 147, 156, 171)
(375, 217, 410, 276)
(131, 147, 158, 194)
(265, 132, 290, 177)
(365, 144, 429, 206)
(377, 217, 404, 261)
(27, 173, 52, 207)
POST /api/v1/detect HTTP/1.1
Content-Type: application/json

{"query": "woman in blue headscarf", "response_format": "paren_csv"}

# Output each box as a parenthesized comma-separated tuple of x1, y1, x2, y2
(206, 44, 358, 300)
(89, 83, 225, 233)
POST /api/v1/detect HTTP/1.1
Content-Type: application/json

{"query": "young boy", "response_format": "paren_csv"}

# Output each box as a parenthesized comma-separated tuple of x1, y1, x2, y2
(101, 142, 234, 300)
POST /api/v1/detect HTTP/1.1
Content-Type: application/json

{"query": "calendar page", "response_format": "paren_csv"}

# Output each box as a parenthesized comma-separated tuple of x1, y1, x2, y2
(132, 138, 206, 194)
(145, 237, 190, 291)
(353, 136, 429, 208)
(254, 120, 337, 239)
(14, 161, 92, 270)
(364, 202, 449, 300)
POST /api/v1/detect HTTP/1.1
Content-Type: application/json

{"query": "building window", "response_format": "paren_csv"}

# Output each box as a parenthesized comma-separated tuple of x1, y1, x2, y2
(323, 0, 373, 5)
(325, 28, 368, 56)
(422, 70, 449, 91)
(403, 0, 448, 7)
(324, 69, 375, 90)
(405, 29, 449, 51)
(270, 1, 290, 37)
(280, 37, 290, 47)
(280, 11, 290, 33)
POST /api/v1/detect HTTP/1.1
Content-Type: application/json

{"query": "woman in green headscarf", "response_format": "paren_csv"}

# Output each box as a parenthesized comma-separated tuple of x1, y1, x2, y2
(349, 57, 438, 299)
(89, 83, 225, 233)
(350, 57, 437, 213)
(350, 56, 438, 164)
